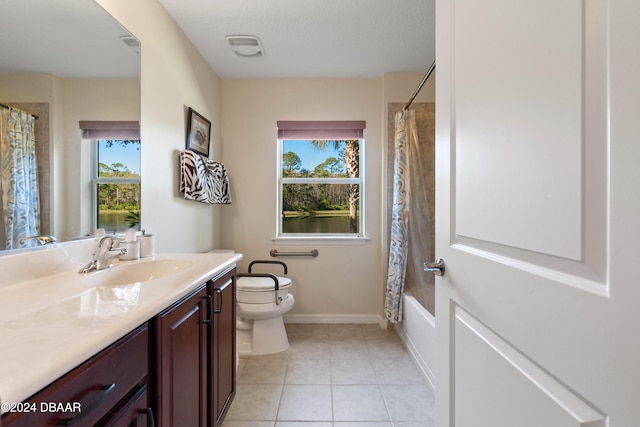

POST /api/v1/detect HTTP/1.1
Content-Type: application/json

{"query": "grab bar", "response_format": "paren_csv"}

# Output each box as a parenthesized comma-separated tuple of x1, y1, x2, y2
(249, 260, 288, 275)
(240, 260, 289, 306)
(270, 249, 319, 258)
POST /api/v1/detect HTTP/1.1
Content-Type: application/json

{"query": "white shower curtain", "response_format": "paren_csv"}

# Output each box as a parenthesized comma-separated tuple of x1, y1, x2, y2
(385, 109, 418, 322)
(0, 107, 40, 249)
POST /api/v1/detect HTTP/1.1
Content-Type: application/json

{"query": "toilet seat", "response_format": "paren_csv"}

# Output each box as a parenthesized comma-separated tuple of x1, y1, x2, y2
(237, 276, 291, 291)
(237, 276, 291, 304)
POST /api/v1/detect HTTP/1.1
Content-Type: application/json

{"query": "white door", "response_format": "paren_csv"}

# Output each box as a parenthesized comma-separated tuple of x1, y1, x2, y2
(434, 0, 640, 425)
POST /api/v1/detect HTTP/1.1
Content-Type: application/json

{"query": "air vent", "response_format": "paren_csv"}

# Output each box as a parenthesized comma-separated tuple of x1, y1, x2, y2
(120, 35, 140, 47)
(226, 35, 264, 57)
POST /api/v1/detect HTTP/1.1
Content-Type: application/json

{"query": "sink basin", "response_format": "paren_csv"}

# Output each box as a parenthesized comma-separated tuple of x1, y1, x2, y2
(83, 259, 195, 287)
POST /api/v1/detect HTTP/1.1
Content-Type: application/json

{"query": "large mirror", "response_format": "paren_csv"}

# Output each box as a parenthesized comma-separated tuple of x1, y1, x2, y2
(0, 0, 141, 253)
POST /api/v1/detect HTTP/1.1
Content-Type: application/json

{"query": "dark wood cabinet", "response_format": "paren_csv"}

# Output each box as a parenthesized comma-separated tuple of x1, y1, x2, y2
(153, 285, 208, 427)
(2, 324, 150, 427)
(209, 269, 236, 427)
(153, 267, 236, 427)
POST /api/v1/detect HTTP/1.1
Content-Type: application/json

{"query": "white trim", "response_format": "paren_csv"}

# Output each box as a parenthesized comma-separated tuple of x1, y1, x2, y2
(281, 177, 360, 185)
(90, 138, 141, 232)
(90, 138, 99, 232)
(93, 177, 140, 184)
(276, 138, 365, 238)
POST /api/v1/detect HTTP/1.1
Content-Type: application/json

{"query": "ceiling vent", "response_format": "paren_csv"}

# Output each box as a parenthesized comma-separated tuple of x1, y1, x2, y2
(120, 35, 140, 48)
(226, 35, 264, 58)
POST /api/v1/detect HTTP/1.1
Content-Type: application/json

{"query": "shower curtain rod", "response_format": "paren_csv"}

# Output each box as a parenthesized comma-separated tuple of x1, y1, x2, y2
(403, 60, 436, 111)
(0, 103, 38, 119)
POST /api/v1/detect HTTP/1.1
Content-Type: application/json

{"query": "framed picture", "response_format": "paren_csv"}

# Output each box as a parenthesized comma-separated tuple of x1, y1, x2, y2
(186, 107, 211, 157)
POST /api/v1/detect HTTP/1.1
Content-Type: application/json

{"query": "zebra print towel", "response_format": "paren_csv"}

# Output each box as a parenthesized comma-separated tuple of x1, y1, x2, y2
(179, 150, 231, 204)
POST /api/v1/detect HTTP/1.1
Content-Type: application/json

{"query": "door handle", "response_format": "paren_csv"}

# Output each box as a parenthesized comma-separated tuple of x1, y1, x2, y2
(424, 258, 445, 276)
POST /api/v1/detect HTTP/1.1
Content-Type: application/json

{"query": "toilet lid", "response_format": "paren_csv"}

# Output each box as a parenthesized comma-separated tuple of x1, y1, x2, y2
(237, 276, 292, 291)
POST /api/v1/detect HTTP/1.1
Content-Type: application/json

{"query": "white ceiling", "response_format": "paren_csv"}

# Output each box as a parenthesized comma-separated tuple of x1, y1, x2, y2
(0, 0, 140, 79)
(0, 0, 435, 81)
(158, 0, 436, 79)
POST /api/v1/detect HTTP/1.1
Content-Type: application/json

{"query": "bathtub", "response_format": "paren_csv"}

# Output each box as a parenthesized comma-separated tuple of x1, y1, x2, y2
(394, 292, 436, 390)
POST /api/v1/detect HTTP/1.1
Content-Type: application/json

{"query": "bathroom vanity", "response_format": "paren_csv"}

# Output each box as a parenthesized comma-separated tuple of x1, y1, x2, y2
(155, 267, 236, 427)
(0, 248, 241, 427)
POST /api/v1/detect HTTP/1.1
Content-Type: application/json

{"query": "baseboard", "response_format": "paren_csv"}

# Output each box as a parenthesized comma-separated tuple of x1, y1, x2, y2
(284, 313, 385, 326)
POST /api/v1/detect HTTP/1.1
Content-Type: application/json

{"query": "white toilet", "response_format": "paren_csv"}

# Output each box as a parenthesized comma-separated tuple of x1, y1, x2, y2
(236, 268, 294, 355)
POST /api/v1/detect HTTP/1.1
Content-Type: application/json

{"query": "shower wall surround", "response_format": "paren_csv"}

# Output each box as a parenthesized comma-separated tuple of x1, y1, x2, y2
(386, 102, 436, 315)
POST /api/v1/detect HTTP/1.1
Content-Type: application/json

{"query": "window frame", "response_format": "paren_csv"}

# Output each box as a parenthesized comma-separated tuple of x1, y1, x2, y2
(276, 136, 366, 241)
(80, 120, 141, 234)
(91, 139, 141, 232)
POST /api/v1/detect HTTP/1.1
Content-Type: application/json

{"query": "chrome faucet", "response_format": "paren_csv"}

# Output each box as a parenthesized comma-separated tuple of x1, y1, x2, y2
(78, 236, 127, 273)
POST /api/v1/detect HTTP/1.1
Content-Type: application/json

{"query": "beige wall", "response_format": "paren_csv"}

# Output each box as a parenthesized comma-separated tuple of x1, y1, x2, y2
(221, 79, 384, 321)
(62, 78, 140, 239)
(383, 72, 436, 104)
(98, 0, 223, 253)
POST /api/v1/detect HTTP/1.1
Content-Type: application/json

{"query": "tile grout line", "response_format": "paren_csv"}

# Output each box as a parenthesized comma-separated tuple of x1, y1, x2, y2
(329, 357, 335, 423)
(230, 324, 432, 426)
(273, 360, 288, 424)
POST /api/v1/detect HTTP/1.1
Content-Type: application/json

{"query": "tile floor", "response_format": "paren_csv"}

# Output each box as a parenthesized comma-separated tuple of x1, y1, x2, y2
(222, 323, 435, 427)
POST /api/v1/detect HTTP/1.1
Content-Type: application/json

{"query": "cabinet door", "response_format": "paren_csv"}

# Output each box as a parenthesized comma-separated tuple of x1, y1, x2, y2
(209, 269, 236, 427)
(155, 286, 208, 427)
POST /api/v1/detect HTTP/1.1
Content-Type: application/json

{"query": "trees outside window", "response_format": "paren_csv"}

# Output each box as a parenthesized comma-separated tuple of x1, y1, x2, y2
(278, 138, 363, 236)
(94, 139, 141, 232)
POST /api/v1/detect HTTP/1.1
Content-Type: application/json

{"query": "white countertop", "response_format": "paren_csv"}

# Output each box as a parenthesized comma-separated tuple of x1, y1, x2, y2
(0, 252, 242, 412)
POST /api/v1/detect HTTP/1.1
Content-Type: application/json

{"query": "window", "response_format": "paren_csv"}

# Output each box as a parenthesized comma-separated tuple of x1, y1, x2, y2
(80, 121, 141, 233)
(277, 121, 365, 238)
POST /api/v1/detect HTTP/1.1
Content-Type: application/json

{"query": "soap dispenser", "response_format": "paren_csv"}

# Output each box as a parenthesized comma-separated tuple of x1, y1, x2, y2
(139, 229, 156, 258)
(120, 228, 140, 260)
